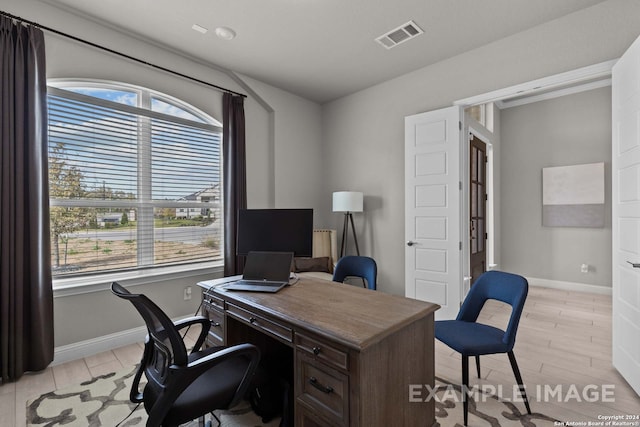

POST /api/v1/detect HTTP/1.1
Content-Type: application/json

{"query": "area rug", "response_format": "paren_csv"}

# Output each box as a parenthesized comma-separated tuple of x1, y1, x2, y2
(26, 367, 280, 427)
(27, 368, 558, 426)
(432, 376, 559, 427)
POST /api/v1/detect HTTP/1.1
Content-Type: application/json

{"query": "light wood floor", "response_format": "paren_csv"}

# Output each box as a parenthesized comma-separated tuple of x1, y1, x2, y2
(1, 286, 638, 426)
(436, 286, 640, 424)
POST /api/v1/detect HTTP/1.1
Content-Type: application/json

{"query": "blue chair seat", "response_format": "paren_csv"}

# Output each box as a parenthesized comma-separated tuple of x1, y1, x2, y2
(435, 320, 509, 356)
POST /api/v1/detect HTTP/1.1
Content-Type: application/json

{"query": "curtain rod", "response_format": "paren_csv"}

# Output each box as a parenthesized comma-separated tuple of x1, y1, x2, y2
(0, 10, 247, 98)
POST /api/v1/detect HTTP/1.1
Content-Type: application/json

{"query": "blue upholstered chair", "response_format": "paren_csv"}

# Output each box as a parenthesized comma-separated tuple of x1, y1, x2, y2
(435, 270, 532, 426)
(332, 256, 377, 290)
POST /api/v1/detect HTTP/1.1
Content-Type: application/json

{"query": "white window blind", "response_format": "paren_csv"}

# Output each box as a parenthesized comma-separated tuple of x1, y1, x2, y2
(47, 84, 223, 277)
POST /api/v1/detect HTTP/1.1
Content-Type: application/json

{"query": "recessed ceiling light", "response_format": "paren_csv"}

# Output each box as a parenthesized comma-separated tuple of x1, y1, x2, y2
(215, 27, 236, 41)
(191, 24, 208, 34)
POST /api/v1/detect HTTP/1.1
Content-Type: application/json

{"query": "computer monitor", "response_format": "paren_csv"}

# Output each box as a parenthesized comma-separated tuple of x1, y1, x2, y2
(236, 208, 313, 257)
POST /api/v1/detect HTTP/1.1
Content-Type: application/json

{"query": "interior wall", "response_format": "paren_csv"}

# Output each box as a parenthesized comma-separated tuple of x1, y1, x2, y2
(321, 0, 640, 296)
(3, 0, 323, 348)
(500, 87, 612, 287)
(236, 75, 326, 222)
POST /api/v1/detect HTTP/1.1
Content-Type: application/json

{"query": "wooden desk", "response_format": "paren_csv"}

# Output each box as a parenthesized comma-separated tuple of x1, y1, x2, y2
(197, 277, 439, 426)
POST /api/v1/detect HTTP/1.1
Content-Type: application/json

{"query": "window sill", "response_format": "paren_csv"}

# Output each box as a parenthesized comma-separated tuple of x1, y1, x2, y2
(52, 261, 224, 298)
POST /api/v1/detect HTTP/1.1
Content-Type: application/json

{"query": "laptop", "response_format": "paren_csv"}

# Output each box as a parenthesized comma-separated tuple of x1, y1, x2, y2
(225, 251, 294, 293)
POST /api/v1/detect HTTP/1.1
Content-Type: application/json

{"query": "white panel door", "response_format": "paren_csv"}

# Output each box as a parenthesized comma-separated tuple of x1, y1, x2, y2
(612, 34, 640, 396)
(405, 106, 462, 320)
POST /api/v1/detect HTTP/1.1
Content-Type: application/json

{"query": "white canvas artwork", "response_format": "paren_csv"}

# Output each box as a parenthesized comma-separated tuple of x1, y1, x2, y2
(542, 162, 605, 227)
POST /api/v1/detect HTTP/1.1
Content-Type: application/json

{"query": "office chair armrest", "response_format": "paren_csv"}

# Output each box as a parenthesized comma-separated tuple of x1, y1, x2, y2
(173, 316, 210, 353)
(130, 336, 153, 403)
(185, 343, 258, 368)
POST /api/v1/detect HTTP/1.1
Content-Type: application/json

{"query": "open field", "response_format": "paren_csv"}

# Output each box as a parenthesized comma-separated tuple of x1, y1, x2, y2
(52, 235, 220, 275)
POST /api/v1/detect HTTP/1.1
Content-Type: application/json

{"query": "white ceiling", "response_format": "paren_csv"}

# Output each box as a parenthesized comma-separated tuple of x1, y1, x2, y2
(43, 0, 607, 104)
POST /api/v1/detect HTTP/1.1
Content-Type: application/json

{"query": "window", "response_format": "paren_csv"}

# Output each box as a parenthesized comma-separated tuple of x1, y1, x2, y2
(47, 81, 223, 277)
(466, 102, 494, 132)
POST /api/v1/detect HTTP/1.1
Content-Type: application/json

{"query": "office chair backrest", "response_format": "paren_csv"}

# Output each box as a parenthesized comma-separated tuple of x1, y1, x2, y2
(456, 270, 528, 350)
(111, 282, 188, 374)
(333, 256, 377, 290)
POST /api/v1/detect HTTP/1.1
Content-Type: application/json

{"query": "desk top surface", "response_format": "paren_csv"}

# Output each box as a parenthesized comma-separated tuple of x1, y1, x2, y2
(198, 277, 439, 351)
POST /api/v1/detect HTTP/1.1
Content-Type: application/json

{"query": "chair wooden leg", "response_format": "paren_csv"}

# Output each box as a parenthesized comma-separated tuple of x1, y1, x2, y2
(507, 351, 532, 414)
(462, 355, 469, 426)
(475, 355, 481, 378)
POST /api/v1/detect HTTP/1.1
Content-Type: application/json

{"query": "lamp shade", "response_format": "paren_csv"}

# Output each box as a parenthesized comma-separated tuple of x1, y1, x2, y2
(333, 191, 363, 213)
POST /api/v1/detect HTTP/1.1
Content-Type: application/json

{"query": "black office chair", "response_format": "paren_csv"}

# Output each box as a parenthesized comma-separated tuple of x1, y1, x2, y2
(435, 271, 532, 426)
(332, 255, 377, 290)
(111, 282, 260, 427)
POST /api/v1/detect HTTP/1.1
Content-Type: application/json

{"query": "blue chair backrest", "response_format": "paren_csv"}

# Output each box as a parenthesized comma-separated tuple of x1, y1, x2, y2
(332, 256, 377, 290)
(456, 271, 528, 350)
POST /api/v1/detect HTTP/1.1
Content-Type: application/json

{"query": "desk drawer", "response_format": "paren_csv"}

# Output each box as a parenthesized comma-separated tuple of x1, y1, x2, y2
(203, 292, 225, 311)
(296, 400, 341, 427)
(226, 303, 293, 343)
(202, 303, 224, 347)
(296, 333, 348, 372)
(297, 353, 349, 426)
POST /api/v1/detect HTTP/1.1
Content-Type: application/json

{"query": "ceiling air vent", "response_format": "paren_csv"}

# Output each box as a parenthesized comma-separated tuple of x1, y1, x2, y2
(375, 20, 423, 49)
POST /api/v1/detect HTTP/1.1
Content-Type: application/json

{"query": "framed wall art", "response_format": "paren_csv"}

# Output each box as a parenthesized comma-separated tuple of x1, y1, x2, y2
(542, 162, 605, 228)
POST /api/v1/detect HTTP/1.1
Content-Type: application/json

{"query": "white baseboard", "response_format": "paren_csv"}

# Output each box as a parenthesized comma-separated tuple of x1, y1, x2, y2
(52, 315, 192, 366)
(53, 326, 147, 366)
(526, 276, 612, 295)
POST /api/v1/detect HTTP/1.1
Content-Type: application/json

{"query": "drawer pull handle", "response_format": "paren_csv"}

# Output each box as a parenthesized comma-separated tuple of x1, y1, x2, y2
(249, 317, 257, 324)
(211, 321, 220, 327)
(312, 346, 321, 355)
(309, 376, 333, 394)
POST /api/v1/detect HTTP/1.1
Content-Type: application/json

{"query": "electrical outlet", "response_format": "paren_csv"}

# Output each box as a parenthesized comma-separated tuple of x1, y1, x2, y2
(183, 286, 192, 300)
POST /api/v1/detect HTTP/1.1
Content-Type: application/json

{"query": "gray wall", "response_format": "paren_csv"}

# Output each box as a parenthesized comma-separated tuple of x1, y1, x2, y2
(500, 87, 612, 287)
(237, 75, 325, 214)
(322, 0, 640, 296)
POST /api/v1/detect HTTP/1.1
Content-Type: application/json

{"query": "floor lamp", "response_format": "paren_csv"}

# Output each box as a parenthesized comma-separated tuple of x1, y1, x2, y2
(333, 191, 363, 257)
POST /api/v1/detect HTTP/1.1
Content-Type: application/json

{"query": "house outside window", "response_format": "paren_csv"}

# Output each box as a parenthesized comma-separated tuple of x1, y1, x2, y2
(47, 80, 223, 278)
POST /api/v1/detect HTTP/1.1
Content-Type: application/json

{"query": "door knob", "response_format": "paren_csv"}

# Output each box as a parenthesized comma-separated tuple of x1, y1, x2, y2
(407, 241, 417, 247)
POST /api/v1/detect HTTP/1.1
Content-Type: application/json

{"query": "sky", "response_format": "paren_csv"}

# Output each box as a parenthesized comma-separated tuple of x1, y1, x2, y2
(48, 86, 220, 201)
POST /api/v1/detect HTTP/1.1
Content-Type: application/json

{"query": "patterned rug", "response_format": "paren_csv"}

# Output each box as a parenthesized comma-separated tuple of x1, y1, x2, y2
(26, 367, 280, 427)
(26, 368, 558, 426)
(432, 377, 559, 427)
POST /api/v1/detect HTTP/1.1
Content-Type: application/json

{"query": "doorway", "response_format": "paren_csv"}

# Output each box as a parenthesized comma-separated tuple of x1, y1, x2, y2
(469, 135, 487, 285)
(405, 62, 614, 318)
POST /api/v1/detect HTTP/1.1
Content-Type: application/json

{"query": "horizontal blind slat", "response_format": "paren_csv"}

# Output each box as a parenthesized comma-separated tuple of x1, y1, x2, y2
(48, 84, 223, 277)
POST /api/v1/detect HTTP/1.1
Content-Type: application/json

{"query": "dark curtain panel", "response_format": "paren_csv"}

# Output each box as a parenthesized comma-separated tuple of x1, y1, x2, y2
(0, 16, 54, 382)
(222, 93, 246, 276)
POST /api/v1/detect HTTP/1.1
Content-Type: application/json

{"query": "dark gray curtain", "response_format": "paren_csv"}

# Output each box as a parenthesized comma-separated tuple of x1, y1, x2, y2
(0, 15, 54, 382)
(222, 93, 246, 276)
